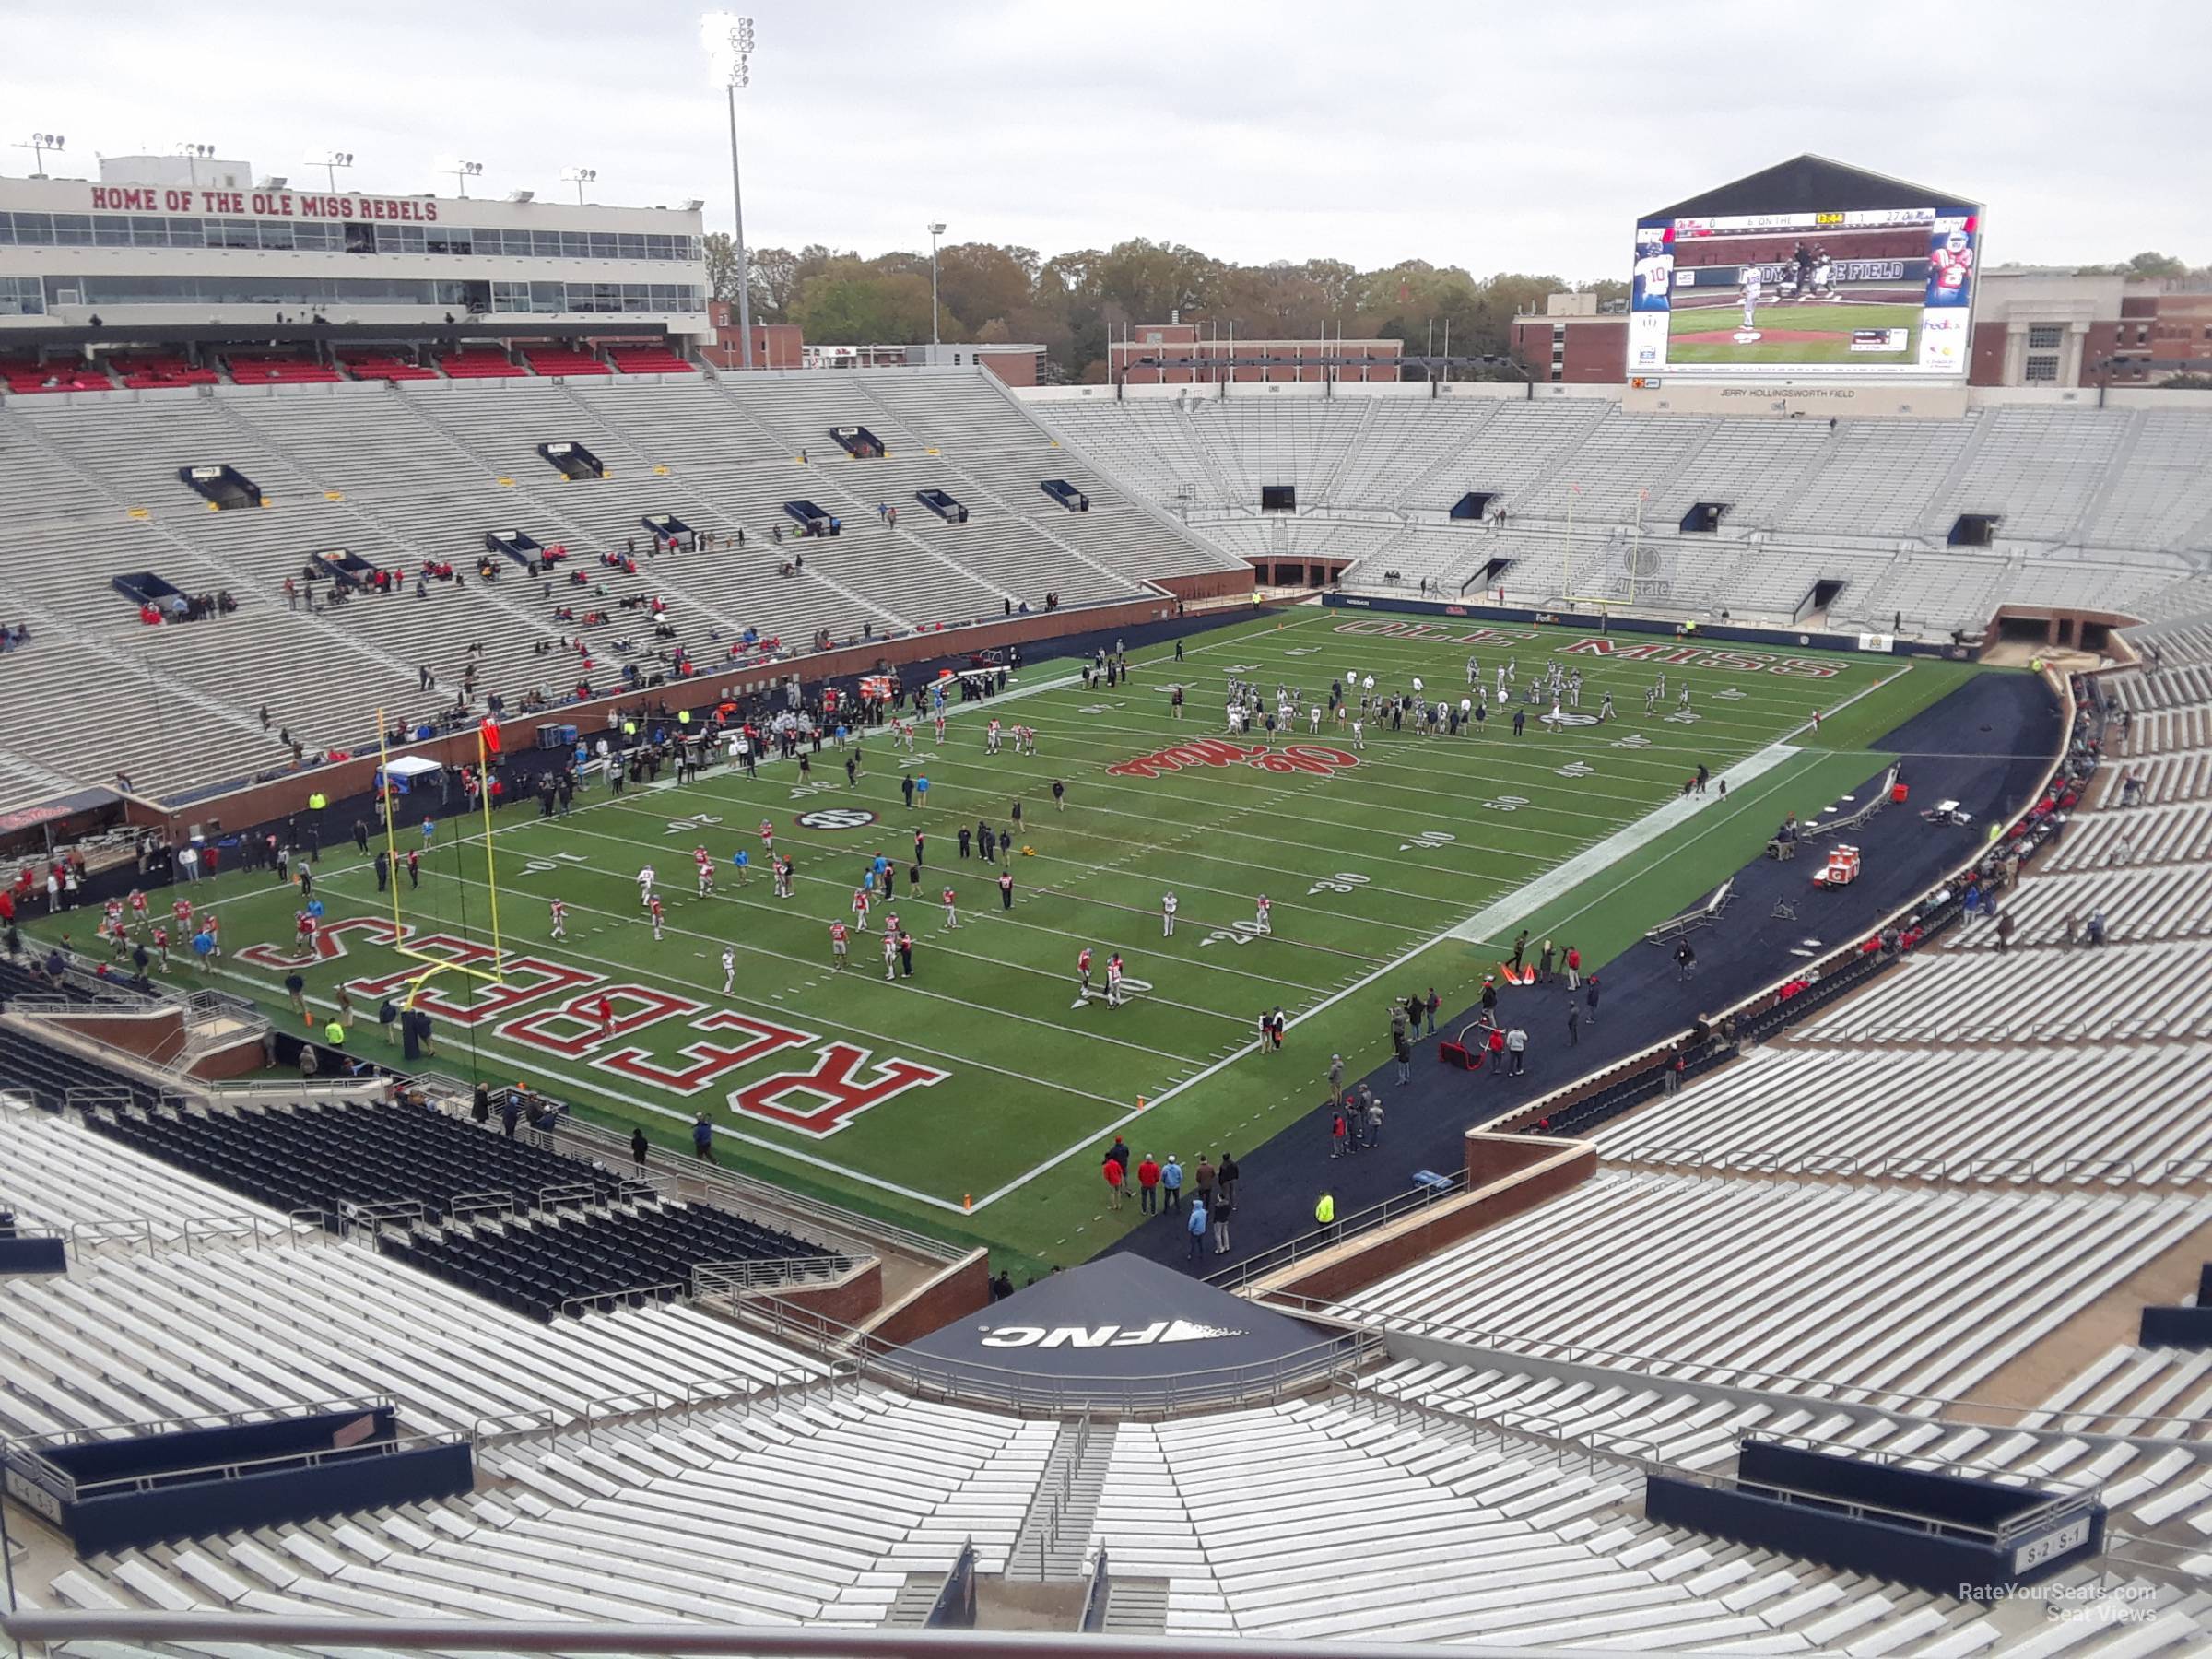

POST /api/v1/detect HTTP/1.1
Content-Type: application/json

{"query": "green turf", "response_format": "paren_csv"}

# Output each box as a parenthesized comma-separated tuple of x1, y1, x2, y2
(29, 611, 1983, 1271)
(1666, 301, 1922, 366)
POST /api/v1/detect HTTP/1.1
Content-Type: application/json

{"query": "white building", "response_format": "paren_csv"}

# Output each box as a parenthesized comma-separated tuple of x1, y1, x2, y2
(0, 156, 709, 344)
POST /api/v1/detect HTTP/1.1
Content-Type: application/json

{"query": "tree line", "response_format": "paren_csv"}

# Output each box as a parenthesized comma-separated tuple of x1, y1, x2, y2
(698, 236, 2207, 383)
(702, 233, 1626, 382)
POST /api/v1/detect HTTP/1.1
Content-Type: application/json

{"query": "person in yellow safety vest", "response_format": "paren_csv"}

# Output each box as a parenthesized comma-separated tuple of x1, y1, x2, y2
(324, 1018, 346, 1048)
(1314, 1192, 1335, 1229)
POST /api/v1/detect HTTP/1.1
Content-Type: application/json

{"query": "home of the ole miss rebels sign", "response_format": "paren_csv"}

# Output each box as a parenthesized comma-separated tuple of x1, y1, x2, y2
(240, 918, 942, 1137)
(85, 182, 441, 220)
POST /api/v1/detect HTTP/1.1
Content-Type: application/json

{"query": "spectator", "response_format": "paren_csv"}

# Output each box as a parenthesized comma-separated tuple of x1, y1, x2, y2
(691, 1112, 717, 1163)
(1102, 1152, 1125, 1210)
(1209, 1187, 1232, 1254)
(1161, 1155, 1183, 1213)
(1135, 1152, 1161, 1214)
(1186, 1196, 1208, 1265)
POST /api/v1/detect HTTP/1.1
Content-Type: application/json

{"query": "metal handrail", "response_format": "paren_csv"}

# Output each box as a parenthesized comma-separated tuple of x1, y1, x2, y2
(1728, 1430, 2097, 1545)
(1206, 1169, 1470, 1291)
(692, 1254, 862, 1293)
(2, 1395, 399, 1498)
(9, 1425, 465, 1505)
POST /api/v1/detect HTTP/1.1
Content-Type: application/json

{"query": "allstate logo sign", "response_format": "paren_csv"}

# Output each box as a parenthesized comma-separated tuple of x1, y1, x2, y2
(795, 806, 879, 830)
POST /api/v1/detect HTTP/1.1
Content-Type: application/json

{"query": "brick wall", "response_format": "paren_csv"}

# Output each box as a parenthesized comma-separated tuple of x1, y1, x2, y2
(865, 1248, 992, 1347)
(38, 1007, 188, 1067)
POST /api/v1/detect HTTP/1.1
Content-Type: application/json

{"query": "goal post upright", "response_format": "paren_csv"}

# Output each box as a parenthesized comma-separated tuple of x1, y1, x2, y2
(371, 708, 511, 1007)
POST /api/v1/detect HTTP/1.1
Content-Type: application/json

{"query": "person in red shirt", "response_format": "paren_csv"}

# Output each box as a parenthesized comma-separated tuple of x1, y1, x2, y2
(596, 994, 615, 1037)
(1077, 947, 1093, 996)
(1135, 1153, 1162, 1213)
(829, 920, 849, 969)
(1565, 945, 1583, 989)
(1102, 1153, 1125, 1210)
(1488, 1026, 1509, 1074)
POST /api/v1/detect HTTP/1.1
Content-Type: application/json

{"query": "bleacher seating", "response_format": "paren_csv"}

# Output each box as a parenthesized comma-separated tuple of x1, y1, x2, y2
(0, 1228, 809, 1441)
(383, 1201, 832, 1319)
(0, 1022, 172, 1112)
(1604, 1042, 2212, 1182)
(85, 1097, 629, 1222)
(0, 1100, 305, 1244)
(1362, 1356, 2212, 1553)
(54, 1386, 1053, 1626)
(107, 352, 220, 390)
(0, 366, 1241, 813)
(606, 346, 697, 375)
(1338, 1171, 2204, 1401)
(225, 355, 344, 386)
(3, 359, 113, 395)
(337, 350, 439, 382)
(0, 953, 159, 1010)
(434, 347, 526, 379)
(521, 347, 612, 378)
(1029, 391, 2212, 629)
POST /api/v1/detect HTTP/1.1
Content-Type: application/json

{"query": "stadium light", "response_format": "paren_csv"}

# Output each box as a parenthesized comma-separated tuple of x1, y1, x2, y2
(439, 158, 485, 198)
(701, 12, 757, 368)
(929, 222, 947, 349)
(19, 132, 65, 176)
(560, 166, 597, 205)
(306, 148, 354, 192)
(176, 140, 217, 188)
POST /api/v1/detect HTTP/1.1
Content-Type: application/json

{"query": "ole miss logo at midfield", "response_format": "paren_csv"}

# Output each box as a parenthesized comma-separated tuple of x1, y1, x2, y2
(1105, 739, 1361, 782)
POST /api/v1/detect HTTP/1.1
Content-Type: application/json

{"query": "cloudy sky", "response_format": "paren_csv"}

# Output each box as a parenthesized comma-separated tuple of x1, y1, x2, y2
(7, 0, 2204, 280)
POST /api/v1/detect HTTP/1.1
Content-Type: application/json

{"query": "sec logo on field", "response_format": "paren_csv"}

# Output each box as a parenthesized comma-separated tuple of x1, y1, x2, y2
(795, 807, 879, 831)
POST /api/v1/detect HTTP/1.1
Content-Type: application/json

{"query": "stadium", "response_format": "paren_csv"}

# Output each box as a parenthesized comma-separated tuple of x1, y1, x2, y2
(1, 89, 2210, 1659)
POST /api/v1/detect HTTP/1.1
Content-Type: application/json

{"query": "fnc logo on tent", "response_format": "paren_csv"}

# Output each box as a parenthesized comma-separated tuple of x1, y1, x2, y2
(977, 1320, 1246, 1349)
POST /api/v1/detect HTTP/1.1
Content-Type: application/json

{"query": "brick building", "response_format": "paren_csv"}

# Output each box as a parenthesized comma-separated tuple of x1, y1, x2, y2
(700, 304, 802, 370)
(1967, 272, 2212, 387)
(1509, 291, 1629, 384)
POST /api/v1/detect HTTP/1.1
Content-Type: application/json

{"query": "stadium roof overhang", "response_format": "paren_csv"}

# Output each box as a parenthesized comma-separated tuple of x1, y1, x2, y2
(1646, 153, 1980, 219)
(4, 321, 673, 353)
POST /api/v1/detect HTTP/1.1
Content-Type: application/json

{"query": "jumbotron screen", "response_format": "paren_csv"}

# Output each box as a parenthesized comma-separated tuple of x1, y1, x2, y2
(1627, 205, 1980, 379)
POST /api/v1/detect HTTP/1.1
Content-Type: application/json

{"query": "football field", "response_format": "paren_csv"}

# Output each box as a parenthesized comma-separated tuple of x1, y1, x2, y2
(37, 609, 1980, 1270)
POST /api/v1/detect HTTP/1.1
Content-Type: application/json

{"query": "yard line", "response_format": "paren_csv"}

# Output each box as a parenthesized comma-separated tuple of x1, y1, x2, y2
(311, 862, 1209, 1066)
(953, 710, 1876, 1213)
(203, 965, 1020, 1214)
(581, 782, 1475, 925)
(480, 813, 1313, 1008)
